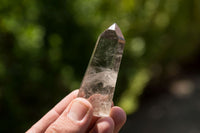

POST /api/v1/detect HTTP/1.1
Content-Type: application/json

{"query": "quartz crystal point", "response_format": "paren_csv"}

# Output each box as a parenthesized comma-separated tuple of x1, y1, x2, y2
(78, 23, 125, 117)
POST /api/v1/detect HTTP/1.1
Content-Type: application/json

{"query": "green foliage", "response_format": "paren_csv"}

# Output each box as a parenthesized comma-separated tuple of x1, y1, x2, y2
(0, 0, 200, 132)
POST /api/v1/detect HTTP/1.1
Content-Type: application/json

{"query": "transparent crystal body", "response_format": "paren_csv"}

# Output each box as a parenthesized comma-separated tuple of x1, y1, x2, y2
(78, 23, 125, 117)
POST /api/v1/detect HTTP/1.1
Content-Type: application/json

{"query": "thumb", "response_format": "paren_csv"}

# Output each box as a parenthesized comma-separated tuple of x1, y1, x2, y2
(45, 98, 93, 133)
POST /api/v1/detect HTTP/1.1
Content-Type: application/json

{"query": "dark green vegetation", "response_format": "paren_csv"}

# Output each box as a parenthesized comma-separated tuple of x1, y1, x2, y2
(0, 0, 200, 132)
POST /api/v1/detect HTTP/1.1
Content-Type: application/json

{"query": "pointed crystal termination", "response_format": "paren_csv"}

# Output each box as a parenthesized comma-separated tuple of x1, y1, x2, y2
(78, 23, 125, 117)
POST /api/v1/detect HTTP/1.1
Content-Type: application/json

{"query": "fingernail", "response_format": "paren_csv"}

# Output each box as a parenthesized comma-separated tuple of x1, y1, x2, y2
(68, 100, 89, 121)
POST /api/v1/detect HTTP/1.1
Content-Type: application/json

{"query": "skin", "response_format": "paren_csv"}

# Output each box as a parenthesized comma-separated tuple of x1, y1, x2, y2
(26, 89, 126, 133)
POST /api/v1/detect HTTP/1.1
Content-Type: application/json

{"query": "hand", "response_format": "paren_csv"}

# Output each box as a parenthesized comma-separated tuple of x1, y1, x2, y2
(26, 89, 126, 133)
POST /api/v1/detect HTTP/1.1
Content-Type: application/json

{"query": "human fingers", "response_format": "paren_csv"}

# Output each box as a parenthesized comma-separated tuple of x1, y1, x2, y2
(26, 89, 79, 133)
(89, 117, 114, 133)
(53, 89, 79, 114)
(45, 98, 93, 133)
(110, 106, 126, 133)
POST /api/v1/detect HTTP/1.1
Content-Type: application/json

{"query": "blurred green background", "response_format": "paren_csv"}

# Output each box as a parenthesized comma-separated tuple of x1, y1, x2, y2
(1, 0, 200, 132)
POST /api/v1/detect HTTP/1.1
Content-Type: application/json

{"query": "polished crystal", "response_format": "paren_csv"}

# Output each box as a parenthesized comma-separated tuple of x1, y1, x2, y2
(78, 23, 125, 117)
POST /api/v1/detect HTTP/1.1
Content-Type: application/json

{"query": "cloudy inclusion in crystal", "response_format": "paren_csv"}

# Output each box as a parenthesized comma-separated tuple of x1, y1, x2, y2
(78, 23, 125, 117)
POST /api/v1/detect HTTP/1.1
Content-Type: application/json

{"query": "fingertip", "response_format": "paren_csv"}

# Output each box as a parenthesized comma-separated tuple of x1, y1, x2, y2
(66, 98, 93, 123)
(46, 98, 93, 133)
(110, 106, 127, 133)
(53, 89, 80, 115)
(90, 117, 114, 133)
(72, 97, 93, 111)
(71, 89, 79, 97)
(111, 106, 127, 123)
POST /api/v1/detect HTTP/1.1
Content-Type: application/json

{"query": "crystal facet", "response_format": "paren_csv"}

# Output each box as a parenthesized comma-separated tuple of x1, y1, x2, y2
(78, 23, 125, 117)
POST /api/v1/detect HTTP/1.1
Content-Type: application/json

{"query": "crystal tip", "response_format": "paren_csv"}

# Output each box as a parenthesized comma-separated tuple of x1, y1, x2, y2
(108, 23, 117, 30)
(108, 23, 125, 40)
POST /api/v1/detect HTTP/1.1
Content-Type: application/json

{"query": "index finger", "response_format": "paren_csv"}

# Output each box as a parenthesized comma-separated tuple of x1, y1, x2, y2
(26, 89, 79, 133)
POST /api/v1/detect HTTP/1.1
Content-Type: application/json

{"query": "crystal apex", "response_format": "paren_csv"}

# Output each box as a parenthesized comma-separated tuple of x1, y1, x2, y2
(108, 23, 125, 41)
(108, 23, 117, 30)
